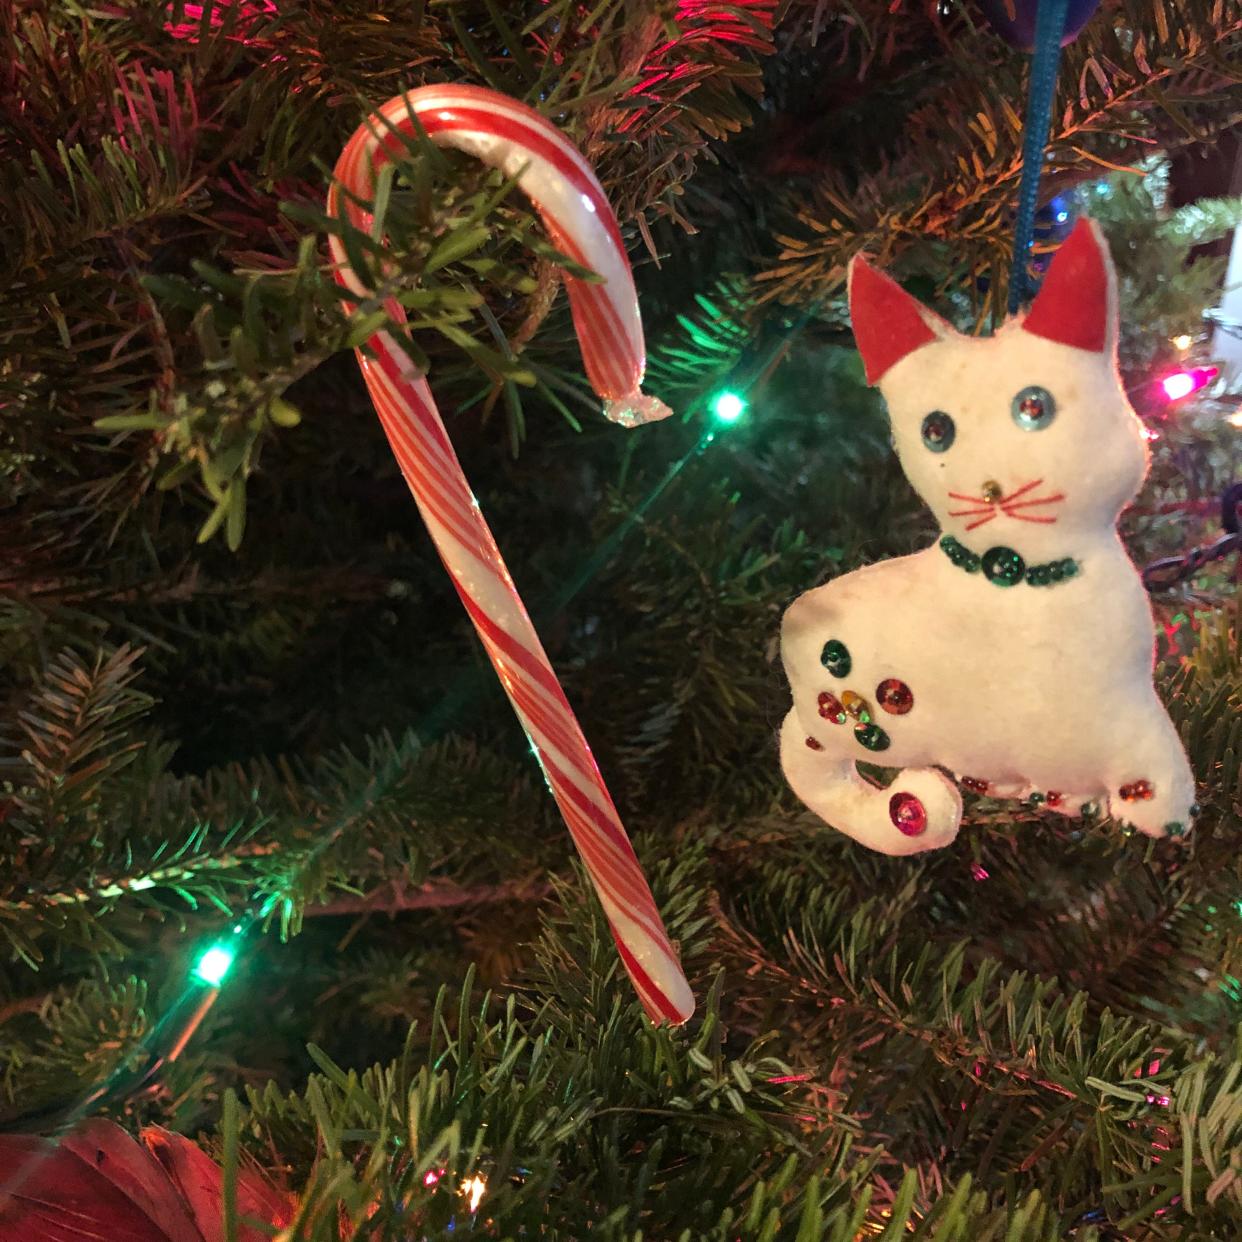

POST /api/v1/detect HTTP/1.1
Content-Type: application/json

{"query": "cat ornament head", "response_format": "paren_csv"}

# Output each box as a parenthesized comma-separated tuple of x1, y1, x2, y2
(848, 220, 1148, 555)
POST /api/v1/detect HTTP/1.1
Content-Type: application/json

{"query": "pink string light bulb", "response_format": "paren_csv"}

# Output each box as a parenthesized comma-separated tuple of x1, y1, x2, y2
(1161, 366, 1218, 402)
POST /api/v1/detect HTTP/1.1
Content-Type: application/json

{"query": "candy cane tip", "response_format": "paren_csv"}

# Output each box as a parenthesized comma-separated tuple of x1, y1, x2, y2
(654, 975, 696, 1027)
(603, 390, 674, 428)
(668, 993, 696, 1027)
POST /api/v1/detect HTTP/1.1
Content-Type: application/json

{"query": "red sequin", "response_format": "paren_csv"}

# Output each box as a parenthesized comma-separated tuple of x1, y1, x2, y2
(1120, 780, 1154, 801)
(805, 736, 823, 751)
(876, 678, 914, 715)
(817, 692, 846, 724)
(1046, 791, 1063, 807)
(961, 776, 989, 795)
(889, 791, 927, 836)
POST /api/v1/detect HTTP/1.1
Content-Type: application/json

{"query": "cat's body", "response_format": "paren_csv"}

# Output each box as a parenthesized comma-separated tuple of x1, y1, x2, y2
(779, 222, 1196, 854)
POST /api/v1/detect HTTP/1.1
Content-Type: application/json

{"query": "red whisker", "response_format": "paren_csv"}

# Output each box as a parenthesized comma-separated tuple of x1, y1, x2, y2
(948, 507, 994, 518)
(1005, 512, 1057, 524)
(1003, 493, 1065, 511)
(948, 491, 987, 504)
(1000, 478, 1042, 505)
(965, 512, 998, 531)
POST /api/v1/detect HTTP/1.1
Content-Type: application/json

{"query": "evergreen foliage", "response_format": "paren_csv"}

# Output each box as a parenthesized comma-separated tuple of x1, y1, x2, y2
(1, 0, 1240, 1236)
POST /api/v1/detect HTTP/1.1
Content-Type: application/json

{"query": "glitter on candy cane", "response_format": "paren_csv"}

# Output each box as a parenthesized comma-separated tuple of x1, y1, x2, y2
(328, 86, 690, 1025)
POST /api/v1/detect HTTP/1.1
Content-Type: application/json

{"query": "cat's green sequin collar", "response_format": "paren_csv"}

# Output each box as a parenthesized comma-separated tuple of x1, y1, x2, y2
(939, 535, 1080, 588)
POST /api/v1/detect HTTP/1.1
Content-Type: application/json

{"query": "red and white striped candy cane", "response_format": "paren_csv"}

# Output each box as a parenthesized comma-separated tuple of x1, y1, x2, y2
(327, 85, 692, 1025)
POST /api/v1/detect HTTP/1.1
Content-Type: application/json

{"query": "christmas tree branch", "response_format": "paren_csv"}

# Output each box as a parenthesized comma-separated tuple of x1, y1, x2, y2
(757, 0, 1242, 310)
(302, 877, 552, 918)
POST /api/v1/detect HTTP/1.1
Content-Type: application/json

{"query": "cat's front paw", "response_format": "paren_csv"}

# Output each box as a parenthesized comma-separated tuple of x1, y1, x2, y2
(884, 768, 963, 854)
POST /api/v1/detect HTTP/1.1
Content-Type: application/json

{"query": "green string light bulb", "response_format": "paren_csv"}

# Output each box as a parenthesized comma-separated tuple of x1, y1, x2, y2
(192, 943, 237, 988)
(710, 389, 746, 423)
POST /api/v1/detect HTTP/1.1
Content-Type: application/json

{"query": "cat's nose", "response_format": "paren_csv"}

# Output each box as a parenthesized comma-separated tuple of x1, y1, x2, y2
(981, 479, 1003, 503)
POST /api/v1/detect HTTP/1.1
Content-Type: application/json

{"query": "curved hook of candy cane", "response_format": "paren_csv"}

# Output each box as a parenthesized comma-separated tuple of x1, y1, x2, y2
(330, 83, 671, 428)
(327, 86, 692, 1025)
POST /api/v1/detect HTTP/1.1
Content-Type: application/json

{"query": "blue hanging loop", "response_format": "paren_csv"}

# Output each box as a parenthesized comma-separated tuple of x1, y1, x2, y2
(1008, 0, 1073, 313)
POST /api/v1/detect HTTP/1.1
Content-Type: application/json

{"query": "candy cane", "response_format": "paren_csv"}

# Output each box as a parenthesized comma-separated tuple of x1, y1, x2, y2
(327, 85, 692, 1025)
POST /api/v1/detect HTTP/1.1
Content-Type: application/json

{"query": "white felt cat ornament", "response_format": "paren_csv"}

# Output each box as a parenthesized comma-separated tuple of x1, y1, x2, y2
(780, 220, 1196, 855)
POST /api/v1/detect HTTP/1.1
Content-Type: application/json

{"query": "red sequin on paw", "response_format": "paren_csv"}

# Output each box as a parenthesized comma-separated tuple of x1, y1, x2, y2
(876, 678, 914, 715)
(889, 791, 927, 836)
(1046, 791, 1063, 807)
(805, 736, 823, 751)
(817, 691, 847, 724)
(961, 776, 989, 795)
(1119, 780, 1154, 801)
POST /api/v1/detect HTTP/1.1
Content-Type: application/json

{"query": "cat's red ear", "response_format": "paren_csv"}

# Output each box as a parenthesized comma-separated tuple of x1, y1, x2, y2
(848, 256, 949, 385)
(1021, 219, 1115, 353)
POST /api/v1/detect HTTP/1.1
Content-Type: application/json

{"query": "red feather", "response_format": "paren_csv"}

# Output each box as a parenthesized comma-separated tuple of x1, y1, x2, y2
(142, 1127, 293, 1242)
(61, 1120, 203, 1242)
(142, 1128, 225, 1242)
(0, 1133, 171, 1242)
(0, 1122, 293, 1242)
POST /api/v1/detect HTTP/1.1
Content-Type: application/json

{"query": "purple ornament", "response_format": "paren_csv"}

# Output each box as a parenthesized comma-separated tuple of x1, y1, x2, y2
(975, 0, 1101, 51)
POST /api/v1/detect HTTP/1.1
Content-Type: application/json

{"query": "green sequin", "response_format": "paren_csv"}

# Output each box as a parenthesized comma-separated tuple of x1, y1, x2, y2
(854, 722, 890, 752)
(940, 535, 980, 573)
(820, 639, 851, 678)
(1163, 821, 1186, 838)
(981, 545, 1025, 587)
(941, 536, 1078, 589)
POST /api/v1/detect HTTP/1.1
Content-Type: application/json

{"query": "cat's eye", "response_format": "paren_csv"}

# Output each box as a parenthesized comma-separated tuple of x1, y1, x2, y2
(1012, 385, 1056, 431)
(920, 411, 956, 453)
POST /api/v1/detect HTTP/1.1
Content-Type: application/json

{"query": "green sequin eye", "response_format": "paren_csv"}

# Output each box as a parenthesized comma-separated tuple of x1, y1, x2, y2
(1012, 385, 1056, 431)
(921, 411, 955, 452)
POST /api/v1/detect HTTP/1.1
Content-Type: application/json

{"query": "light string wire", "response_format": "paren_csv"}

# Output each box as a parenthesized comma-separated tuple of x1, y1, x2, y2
(1008, 0, 1073, 312)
